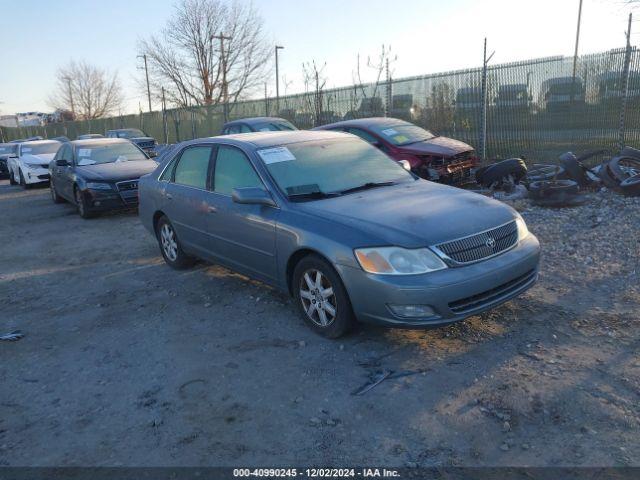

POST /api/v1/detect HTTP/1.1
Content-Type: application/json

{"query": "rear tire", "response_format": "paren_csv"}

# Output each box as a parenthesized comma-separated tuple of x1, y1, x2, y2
(292, 254, 354, 339)
(156, 215, 196, 269)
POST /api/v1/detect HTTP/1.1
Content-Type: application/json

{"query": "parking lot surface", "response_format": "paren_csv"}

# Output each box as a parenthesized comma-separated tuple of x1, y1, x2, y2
(1, 179, 639, 467)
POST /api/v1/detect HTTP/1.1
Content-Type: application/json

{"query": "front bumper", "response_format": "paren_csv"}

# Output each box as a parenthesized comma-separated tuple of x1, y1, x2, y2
(336, 234, 540, 328)
(24, 167, 50, 184)
(82, 184, 139, 212)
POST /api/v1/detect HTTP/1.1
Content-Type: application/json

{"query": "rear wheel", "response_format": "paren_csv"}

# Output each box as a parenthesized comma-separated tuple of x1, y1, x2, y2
(293, 254, 354, 338)
(156, 216, 196, 269)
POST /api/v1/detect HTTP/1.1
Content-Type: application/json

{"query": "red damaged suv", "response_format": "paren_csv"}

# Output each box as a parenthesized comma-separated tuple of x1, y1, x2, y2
(314, 118, 478, 185)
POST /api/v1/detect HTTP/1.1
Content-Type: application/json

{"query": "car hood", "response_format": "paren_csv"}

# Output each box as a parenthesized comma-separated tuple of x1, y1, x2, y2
(22, 153, 55, 164)
(400, 136, 473, 157)
(76, 160, 158, 182)
(298, 180, 516, 248)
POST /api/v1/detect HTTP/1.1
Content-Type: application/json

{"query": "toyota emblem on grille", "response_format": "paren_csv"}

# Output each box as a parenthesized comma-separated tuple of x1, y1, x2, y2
(485, 237, 496, 248)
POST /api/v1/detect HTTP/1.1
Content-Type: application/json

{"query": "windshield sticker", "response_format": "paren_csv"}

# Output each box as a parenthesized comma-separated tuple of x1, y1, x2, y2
(381, 128, 398, 136)
(77, 158, 96, 166)
(258, 127, 271, 132)
(78, 149, 92, 157)
(115, 155, 129, 163)
(22, 148, 32, 153)
(258, 146, 296, 164)
(393, 135, 409, 143)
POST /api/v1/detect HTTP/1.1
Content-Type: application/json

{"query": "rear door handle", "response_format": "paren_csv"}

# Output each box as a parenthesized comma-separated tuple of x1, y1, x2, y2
(207, 205, 217, 213)
(166, 193, 172, 200)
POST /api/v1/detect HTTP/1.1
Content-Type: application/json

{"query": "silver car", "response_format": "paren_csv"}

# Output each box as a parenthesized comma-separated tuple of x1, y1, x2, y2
(139, 131, 540, 338)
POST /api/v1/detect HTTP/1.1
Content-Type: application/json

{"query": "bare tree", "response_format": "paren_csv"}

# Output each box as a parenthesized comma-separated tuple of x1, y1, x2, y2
(302, 61, 327, 127)
(48, 61, 123, 120)
(138, 0, 271, 109)
(352, 45, 397, 103)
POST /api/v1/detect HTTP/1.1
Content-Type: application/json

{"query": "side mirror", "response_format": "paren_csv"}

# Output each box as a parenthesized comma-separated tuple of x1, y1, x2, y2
(232, 187, 276, 207)
(399, 160, 412, 171)
(148, 150, 158, 158)
(56, 159, 70, 166)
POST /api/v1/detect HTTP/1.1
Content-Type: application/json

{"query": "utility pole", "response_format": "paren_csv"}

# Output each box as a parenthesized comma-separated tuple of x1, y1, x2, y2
(212, 33, 232, 122)
(480, 37, 494, 162)
(619, 12, 633, 149)
(571, 0, 584, 104)
(138, 54, 152, 112)
(275, 45, 284, 114)
(63, 76, 75, 119)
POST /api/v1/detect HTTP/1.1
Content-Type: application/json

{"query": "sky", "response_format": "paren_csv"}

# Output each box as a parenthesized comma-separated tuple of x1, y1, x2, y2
(0, 0, 636, 115)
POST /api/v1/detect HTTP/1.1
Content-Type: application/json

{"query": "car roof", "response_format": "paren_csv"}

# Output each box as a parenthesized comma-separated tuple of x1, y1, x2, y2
(179, 130, 348, 149)
(70, 138, 132, 147)
(223, 117, 292, 127)
(20, 139, 61, 146)
(107, 128, 140, 132)
(314, 117, 412, 131)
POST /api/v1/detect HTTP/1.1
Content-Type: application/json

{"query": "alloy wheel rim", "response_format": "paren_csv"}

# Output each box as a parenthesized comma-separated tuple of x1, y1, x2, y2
(160, 224, 178, 262)
(299, 269, 337, 327)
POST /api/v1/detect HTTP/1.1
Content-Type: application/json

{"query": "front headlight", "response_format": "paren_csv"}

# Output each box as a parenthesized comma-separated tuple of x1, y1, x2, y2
(24, 163, 40, 170)
(354, 246, 447, 275)
(515, 216, 529, 241)
(86, 182, 112, 190)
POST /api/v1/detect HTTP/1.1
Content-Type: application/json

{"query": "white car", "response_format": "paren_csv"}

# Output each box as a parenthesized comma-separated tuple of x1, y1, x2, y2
(8, 140, 61, 188)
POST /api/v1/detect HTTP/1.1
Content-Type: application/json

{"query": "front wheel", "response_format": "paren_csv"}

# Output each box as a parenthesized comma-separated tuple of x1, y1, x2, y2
(292, 255, 354, 338)
(50, 181, 64, 204)
(9, 169, 17, 185)
(75, 187, 95, 219)
(156, 216, 196, 269)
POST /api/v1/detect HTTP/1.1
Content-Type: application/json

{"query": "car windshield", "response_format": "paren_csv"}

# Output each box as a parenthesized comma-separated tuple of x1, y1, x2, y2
(259, 138, 413, 200)
(0, 144, 17, 154)
(115, 129, 145, 139)
(75, 143, 147, 165)
(255, 121, 296, 132)
(21, 143, 60, 155)
(370, 124, 436, 146)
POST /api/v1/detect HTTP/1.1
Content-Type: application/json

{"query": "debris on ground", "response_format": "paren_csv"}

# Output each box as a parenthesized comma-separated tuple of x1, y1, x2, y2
(0, 330, 24, 342)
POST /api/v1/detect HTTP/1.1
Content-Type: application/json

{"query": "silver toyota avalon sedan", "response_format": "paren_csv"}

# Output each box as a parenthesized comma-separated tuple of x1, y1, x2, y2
(139, 130, 540, 338)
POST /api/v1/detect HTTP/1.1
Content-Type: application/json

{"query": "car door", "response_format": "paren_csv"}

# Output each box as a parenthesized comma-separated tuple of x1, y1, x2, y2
(205, 144, 278, 283)
(162, 145, 215, 256)
(346, 127, 393, 156)
(56, 145, 75, 200)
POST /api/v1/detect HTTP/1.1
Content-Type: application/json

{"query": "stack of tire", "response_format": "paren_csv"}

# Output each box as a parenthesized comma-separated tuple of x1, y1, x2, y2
(598, 148, 640, 197)
(475, 158, 527, 190)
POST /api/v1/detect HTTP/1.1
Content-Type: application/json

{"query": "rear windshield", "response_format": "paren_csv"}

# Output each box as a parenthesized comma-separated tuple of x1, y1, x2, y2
(21, 143, 60, 155)
(75, 143, 147, 165)
(0, 144, 17, 154)
(113, 129, 145, 139)
(254, 121, 296, 132)
(370, 124, 436, 146)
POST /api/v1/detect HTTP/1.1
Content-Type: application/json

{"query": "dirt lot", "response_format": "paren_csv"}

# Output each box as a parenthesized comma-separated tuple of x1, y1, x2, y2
(1, 179, 639, 468)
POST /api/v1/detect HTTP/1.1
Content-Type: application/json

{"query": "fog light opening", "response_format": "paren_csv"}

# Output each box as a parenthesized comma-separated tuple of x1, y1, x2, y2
(388, 304, 436, 318)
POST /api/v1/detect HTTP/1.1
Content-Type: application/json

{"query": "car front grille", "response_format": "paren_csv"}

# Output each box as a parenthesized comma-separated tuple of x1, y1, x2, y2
(434, 220, 518, 265)
(448, 269, 536, 314)
(116, 180, 139, 205)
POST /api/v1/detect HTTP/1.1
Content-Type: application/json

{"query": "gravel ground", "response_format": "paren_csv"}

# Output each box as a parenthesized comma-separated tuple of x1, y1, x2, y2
(0, 179, 638, 467)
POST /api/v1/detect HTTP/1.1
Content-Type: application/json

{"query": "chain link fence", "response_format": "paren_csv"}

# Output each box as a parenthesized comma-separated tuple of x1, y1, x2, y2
(2, 47, 639, 163)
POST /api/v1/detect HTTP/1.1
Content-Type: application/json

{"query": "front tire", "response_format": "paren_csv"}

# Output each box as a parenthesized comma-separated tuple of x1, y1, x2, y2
(50, 181, 64, 204)
(9, 169, 17, 185)
(156, 216, 196, 269)
(292, 254, 354, 338)
(19, 170, 29, 189)
(74, 186, 95, 219)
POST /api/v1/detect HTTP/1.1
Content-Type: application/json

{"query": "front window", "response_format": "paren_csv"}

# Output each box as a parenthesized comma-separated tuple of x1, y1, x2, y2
(0, 144, 17, 155)
(75, 143, 148, 165)
(254, 121, 296, 132)
(260, 138, 413, 200)
(213, 146, 262, 195)
(21, 142, 60, 156)
(370, 124, 436, 146)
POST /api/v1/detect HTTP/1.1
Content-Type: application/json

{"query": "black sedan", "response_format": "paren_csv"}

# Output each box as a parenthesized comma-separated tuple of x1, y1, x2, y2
(49, 138, 158, 218)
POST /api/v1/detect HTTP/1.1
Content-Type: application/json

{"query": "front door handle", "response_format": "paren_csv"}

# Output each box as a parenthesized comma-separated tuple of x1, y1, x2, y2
(166, 193, 173, 200)
(207, 205, 217, 214)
